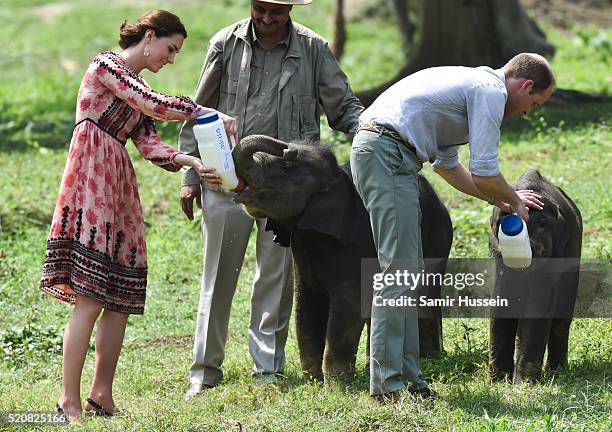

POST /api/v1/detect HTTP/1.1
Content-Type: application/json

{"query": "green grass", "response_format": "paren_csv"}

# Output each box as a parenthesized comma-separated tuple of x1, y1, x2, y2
(1, 1, 611, 430)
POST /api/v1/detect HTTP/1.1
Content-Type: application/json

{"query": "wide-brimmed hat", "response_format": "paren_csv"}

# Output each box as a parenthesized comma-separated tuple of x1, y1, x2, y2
(254, 0, 312, 5)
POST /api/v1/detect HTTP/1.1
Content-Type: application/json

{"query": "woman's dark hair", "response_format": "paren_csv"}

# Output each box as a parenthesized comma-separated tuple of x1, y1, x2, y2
(119, 10, 187, 49)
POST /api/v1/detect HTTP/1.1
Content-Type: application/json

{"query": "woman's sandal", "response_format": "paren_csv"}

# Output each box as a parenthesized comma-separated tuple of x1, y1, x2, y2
(84, 398, 114, 418)
(54, 404, 71, 424)
(55, 404, 67, 420)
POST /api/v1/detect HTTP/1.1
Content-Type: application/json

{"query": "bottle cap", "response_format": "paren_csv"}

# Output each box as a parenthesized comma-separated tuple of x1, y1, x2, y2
(500, 214, 523, 236)
(196, 112, 219, 125)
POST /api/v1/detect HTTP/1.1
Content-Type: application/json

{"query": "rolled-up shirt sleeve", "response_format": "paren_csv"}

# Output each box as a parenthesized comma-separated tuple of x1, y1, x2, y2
(466, 85, 505, 176)
(432, 146, 460, 170)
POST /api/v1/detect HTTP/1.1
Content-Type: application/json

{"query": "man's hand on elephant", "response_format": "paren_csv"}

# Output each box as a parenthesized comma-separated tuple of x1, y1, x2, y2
(180, 185, 202, 221)
(516, 189, 544, 210)
(492, 190, 543, 218)
(510, 199, 530, 221)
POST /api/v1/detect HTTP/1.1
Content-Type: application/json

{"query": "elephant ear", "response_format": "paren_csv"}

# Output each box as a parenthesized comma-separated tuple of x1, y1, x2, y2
(489, 207, 509, 253)
(297, 166, 367, 245)
(552, 204, 568, 256)
(490, 208, 503, 238)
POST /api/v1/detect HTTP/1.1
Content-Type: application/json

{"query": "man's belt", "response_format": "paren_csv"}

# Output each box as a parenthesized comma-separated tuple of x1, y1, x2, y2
(358, 122, 417, 155)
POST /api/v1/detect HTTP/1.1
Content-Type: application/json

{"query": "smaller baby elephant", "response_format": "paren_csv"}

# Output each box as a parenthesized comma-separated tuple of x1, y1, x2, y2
(488, 169, 582, 384)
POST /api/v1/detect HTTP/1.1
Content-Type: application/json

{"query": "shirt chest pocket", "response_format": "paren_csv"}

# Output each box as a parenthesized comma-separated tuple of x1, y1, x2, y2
(219, 75, 238, 115)
(293, 95, 318, 139)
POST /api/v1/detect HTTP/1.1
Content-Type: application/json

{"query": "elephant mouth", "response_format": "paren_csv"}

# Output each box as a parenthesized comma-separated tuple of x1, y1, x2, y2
(232, 184, 250, 200)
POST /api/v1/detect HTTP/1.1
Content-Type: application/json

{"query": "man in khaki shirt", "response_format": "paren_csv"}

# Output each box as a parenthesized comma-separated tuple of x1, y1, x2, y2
(179, 0, 363, 399)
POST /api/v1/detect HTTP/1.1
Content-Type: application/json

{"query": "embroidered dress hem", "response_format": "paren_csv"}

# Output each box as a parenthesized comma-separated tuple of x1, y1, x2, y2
(40, 238, 147, 315)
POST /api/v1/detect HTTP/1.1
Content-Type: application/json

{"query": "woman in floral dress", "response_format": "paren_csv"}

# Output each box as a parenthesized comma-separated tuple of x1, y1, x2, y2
(39, 10, 230, 422)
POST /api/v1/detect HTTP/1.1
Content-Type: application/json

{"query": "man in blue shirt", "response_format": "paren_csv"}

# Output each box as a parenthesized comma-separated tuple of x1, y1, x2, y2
(351, 53, 554, 401)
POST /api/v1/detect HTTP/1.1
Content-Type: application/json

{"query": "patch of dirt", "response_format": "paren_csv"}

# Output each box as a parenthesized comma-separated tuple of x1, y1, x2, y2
(60, 57, 80, 74)
(520, 0, 612, 29)
(345, 0, 611, 29)
(345, 0, 369, 21)
(128, 335, 193, 349)
(32, 2, 71, 23)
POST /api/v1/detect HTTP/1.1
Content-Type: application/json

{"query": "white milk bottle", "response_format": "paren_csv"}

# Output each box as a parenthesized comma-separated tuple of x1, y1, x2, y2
(498, 214, 532, 269)
(193, 112, 243, 191)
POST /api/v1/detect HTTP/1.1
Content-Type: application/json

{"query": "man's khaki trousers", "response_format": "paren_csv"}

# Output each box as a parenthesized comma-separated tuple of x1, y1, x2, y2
(351, 130, 428, 395)
(188, 189, 293, 387)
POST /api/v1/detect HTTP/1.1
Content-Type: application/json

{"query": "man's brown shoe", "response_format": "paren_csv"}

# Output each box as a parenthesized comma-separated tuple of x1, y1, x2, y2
(408, 386, 438, 400)
(370, 390, 401, 404)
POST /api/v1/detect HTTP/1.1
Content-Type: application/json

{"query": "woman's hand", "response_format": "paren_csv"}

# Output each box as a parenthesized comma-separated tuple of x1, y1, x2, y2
(174, 154, 222, 187)
(190, 158, 222, 187)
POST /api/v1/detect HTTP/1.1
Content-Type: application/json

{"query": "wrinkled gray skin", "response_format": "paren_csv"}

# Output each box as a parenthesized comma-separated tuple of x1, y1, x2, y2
(232, 135, 453, 382)
(233, 136, 339, 220)
(488, 169, 582, 384)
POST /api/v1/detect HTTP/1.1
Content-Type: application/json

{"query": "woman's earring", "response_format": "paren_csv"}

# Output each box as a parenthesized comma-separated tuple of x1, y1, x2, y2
(144, 44, 150, 57)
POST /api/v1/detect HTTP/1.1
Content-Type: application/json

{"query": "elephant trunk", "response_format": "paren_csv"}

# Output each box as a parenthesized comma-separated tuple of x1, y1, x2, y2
(233, 135, 288, 175)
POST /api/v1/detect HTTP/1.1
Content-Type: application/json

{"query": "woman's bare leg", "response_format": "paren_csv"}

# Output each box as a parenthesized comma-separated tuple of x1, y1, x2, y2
(85, 308, 129, 413)
(58, 293, 103, 422)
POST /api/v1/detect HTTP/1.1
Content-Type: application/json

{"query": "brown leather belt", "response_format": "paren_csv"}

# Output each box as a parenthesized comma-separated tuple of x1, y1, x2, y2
(357, 122, 417, 156)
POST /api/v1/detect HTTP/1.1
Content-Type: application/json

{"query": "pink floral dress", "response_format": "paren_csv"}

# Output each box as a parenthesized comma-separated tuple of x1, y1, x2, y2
(40, 51, 206, 314)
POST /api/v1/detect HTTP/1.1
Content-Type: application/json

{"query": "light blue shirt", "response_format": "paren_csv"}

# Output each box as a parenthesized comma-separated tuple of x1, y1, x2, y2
(360, 66, 507, 176)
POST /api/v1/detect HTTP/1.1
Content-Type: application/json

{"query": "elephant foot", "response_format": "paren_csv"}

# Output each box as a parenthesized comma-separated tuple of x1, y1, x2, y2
(489, 364, 513, 382)
(546, 356, 568, 373)
(322, 363, 355, 384)
(488, 359, 514, 382)
(490, 371, 512, 382)
(544, 360, 568, 377)
(323, 371, 353, 384)
(302, 367, 324, 382)
(300, 354, 324, 382)
(420, 348, 443, 359)
(513, 361, 542, 384)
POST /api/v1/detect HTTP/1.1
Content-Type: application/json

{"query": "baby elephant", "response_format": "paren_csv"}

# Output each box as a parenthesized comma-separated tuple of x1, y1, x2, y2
(488, 169, 582, 383)
(232, 135, 452, 382)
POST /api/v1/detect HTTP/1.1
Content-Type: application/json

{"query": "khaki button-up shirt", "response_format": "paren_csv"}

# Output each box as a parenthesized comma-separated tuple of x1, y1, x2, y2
(243, 26, 289, 138)
(179, 18, 364, 187)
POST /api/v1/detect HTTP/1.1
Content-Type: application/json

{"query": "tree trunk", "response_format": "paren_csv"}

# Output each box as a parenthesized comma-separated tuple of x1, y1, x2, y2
(357, 0, 555, 106)
(331, 0, 346, 60)
(392, 0, 415, 57)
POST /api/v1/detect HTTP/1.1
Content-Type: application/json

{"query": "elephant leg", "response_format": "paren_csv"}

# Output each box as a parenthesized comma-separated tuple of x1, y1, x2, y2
(365, 320, 371, 363)
(547, 266, 579, 372)
(418, 316, 443, 356)
(546, 318, 572, 372)
(489, 318, 517, 381)
(513, 318, 552, 384)
(295, 284, 328, 381)
(322, 293, 365, 382)
(417, 258, 444, 355)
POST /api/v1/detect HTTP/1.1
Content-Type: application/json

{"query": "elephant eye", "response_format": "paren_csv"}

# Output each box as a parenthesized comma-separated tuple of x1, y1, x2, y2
(537, 216, 547, 228)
